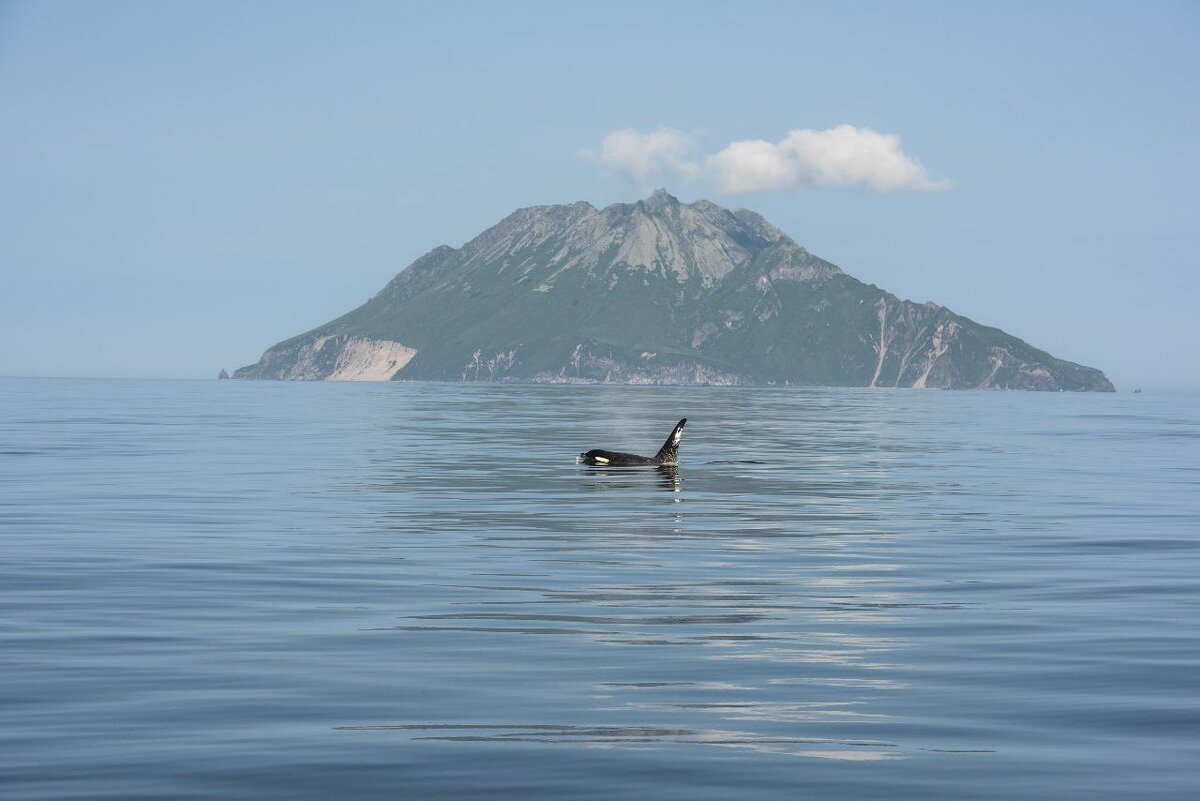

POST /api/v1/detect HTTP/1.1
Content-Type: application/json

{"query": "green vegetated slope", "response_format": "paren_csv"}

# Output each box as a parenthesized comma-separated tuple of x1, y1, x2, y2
(235, 190, 1113, 390)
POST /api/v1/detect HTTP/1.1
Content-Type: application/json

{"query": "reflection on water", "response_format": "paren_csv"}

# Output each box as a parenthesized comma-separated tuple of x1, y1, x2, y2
(1, 379, 1198, 800)
(337, 386, 1183, 773)
(335, 723, 900, 760)
(578, 464, 682, 493)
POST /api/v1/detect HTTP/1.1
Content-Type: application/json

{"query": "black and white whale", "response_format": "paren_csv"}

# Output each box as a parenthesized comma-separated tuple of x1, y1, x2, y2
(578, 418, 687, 467)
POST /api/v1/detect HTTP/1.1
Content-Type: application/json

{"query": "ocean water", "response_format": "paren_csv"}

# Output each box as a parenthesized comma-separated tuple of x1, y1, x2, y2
(1, 377, 1198, 800)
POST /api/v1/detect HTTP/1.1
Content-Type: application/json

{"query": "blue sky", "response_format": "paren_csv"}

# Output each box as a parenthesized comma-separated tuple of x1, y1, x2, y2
(1, 1, 1197, 388)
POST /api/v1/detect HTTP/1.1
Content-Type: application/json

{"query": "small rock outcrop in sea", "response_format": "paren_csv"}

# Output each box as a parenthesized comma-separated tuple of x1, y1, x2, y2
(217, 369, 230, 380)
(234, 190, 1114, 391)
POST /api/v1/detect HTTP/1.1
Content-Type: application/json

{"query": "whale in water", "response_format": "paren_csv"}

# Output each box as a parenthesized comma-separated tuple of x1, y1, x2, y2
(578, 418, 687, 467)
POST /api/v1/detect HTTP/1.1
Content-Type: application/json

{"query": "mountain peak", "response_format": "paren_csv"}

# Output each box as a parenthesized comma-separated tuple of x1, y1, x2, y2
(641, 188, 680, 209)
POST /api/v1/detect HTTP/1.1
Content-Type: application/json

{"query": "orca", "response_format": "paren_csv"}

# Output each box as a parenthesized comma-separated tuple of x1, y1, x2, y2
(578, 418, 687, 467)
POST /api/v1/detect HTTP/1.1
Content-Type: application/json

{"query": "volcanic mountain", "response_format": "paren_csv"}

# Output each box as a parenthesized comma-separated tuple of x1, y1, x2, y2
(234, 190, 1113, 391)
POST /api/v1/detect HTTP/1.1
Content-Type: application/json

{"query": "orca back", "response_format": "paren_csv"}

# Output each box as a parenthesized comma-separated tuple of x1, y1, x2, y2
(578, 418, 687, 467)
(580, 449, 657, 467)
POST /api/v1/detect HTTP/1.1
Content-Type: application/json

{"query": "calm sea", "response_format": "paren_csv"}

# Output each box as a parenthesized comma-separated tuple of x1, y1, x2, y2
(1, 378, 1198, 800)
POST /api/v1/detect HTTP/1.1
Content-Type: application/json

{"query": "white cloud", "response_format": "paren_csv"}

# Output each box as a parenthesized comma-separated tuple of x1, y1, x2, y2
(597, 127, 700, 183)
(590, 124, 951, 195)
(709, 125, 950, 194)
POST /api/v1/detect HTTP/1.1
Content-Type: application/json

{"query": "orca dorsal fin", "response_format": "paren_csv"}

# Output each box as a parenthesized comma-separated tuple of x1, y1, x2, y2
(654, 418, 687, 465)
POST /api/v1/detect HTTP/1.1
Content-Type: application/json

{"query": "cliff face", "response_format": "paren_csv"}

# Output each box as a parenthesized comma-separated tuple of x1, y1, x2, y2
(235, 190, 1114, 391)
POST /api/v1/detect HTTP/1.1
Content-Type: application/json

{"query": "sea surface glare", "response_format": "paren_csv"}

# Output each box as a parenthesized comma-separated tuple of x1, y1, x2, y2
(1, 378, 1198, 800)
